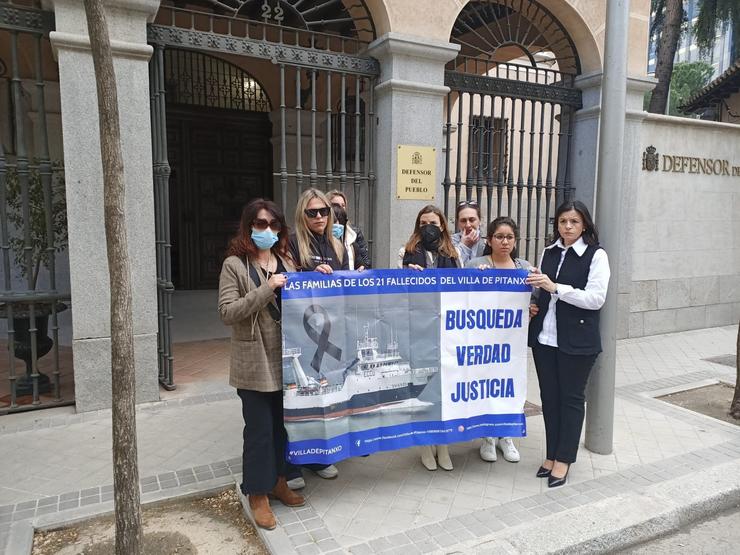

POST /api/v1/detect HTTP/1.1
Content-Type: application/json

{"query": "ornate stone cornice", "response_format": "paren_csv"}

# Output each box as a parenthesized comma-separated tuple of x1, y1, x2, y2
(147, 24, 380, 76)
(444, 70, 583, 108)
(0, 3, 54, 34)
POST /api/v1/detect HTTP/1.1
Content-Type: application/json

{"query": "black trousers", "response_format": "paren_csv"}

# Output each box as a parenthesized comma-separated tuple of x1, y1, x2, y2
(237, 389, 287, 495)
(532, 342, 598, 464)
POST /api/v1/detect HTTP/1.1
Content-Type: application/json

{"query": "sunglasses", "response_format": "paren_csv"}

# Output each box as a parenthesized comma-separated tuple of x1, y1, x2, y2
(253, 218, 282, 231)
(457, 200, 479, 208)
(304, 206, 331, 218)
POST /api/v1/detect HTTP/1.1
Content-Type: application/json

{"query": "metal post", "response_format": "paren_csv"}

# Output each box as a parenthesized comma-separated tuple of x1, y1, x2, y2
(585, 0, 630, 455)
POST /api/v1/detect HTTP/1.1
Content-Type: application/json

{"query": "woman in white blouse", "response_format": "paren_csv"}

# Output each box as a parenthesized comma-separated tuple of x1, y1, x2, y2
(526, 201, 610, 488)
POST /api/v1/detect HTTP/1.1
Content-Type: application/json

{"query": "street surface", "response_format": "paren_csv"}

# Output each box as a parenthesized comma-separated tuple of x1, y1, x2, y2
(623, 504, 740, 554)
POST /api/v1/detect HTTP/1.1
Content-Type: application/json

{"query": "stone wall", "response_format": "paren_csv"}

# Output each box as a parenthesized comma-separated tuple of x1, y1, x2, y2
(626, 114, 740, 337)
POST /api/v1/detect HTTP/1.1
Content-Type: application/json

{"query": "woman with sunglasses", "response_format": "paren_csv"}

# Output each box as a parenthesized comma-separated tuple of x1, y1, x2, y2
(452, 200, 488, 265)
(526, 201, 610, 488)
(327, 189, 371, 270)
(400, 204, 460, 470)
(289, 188, 349, 274)
(218, 199, 305, 530)
(466, 217, 531, 465)
(285, 188, 346, 487)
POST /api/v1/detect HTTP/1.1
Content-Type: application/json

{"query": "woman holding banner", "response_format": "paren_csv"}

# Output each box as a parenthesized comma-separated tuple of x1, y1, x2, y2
(218, 199, 305, 530)
(285, 188, 346, 486)
(400, 204, 460, 471)
(526, 201, 610, 488)
(466, 216, 529, 465)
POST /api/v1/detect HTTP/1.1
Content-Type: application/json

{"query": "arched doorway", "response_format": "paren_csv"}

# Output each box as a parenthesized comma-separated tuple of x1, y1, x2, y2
(148, 0, 379, 390)
(443, 0, 583, 263)
(164, 49, 273, 290)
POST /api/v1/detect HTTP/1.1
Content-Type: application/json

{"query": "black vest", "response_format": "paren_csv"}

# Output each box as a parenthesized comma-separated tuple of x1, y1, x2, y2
(402, 247, 459, 269)
(528, 243, 603, 355)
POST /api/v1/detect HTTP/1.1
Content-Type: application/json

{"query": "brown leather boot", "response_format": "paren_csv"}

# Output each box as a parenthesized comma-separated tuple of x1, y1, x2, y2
(271, 476, 306, 507)
(248, 494, 276, 530)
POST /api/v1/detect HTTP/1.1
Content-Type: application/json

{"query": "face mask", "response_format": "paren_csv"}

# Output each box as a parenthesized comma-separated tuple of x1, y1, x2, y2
(251, 228, 279, 250)
(332, 223, 345, 239)
(420, 224, 442, 251)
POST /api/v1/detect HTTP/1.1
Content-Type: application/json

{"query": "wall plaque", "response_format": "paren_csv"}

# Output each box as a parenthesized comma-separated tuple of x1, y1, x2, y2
(396, 145, 436, 200)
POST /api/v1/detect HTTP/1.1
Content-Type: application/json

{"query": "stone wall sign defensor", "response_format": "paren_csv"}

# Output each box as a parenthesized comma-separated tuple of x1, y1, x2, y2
(396, 145, 436, 200)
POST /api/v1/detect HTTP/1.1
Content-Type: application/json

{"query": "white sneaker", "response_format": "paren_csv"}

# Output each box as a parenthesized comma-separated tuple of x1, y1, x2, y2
(497, 437, 520, 462)
(479, 437, 497, 462)
(314, 465, 338, 479)
(286, 476, 305, 490)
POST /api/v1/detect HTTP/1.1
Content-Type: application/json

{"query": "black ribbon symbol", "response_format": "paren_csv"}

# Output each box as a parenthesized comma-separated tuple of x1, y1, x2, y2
(303, 304, 343, 373)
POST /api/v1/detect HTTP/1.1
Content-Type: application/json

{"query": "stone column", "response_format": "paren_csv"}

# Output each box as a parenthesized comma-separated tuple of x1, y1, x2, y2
(44, 0, 160, 411)
(584, 0, 630, 454)
(367, 33, 459, 268)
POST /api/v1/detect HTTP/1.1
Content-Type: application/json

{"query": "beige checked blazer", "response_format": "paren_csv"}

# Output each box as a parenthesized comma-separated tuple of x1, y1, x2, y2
(218, 254, 295, 392)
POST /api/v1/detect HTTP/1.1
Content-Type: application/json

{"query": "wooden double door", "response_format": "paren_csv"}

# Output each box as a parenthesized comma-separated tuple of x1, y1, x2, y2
(167, 107, 273, 289)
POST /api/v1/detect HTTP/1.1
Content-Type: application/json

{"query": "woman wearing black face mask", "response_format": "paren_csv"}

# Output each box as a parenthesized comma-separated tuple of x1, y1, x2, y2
(399, 205, 461, 471)
(399, 205, 460, 270)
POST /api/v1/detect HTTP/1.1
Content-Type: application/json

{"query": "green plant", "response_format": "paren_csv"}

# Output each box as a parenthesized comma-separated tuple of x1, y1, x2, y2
(5, 161, 68, 290)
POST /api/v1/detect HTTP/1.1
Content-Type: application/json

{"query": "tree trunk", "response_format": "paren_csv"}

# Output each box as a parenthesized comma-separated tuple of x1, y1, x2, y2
(730, 321, 740, 419)
(648, 0, 683, 114)
(82, 1, 142, 553)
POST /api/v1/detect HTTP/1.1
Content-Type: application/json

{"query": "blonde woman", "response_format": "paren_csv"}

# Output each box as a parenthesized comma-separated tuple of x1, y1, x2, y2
(400, 205, 461, 471)
(289, 188, 348, 273)
(285, 188, 347, 487)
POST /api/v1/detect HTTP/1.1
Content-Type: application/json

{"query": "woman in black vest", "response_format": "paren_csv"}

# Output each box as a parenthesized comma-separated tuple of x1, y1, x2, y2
(526, 201, 610, 488)
(400, 205, 461, 470)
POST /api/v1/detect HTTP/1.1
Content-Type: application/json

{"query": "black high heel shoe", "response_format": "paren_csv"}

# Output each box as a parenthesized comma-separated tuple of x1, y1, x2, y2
(548, 465, 570, 488)
(536, 466, 551, 478)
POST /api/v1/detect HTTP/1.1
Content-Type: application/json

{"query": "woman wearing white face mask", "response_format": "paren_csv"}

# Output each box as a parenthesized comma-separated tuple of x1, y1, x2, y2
(218, 199, 304, 530)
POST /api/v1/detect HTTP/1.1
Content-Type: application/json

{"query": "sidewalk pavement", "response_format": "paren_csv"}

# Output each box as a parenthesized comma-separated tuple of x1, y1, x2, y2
(1, 325, 738, 554)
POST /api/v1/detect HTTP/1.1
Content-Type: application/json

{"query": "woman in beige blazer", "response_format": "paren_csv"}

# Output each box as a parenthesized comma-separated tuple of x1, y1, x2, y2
(218, 198, 304, 530)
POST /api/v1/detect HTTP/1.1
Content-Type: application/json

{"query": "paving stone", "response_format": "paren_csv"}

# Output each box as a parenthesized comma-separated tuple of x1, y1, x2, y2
(59, 500, 79, 511)
(315, 539, 341, 552)
(0, 506, 12, 515)
(196, 470, 216, 480)
(0, 514, 11, 524)
(404, 528, 428, 542)
(348, 544, 373, 555)
(80, 496, 100, 507)
(37, 496, 58, 507)
(368, 537, 393, 552)
(415, 538, 440, 554)
(309, 527, 332, 543)
(296, 543, 321, 555)
(12, 509, 35, 521)
(211, 461, 228, 470)
(290, 532, 314, 547)
(81, 487, 100, 497)
(35, 505, 58, 516)
(15, 500, 37, 511)
(284, 522, 306, 536)
(141, 483, 160, 493)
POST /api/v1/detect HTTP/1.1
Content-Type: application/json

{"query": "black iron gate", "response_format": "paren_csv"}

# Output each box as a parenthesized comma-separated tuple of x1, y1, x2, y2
(443, 0, 582, 265)
(147, 1, 379, 388)
(1, 1, 72, 413)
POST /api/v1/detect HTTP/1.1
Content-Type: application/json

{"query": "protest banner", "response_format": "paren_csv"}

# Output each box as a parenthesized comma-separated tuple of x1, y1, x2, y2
(281, 268, 531, 465)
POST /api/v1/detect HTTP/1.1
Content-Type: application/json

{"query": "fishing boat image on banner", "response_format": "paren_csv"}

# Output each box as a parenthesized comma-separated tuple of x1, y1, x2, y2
(283, 325, 437, 421)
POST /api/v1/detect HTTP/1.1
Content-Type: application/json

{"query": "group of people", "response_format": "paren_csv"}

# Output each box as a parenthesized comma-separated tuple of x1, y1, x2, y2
(218, 188, 610, 529)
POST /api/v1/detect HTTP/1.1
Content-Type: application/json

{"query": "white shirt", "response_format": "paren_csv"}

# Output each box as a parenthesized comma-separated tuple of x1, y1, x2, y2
(537, 237, 610, 348)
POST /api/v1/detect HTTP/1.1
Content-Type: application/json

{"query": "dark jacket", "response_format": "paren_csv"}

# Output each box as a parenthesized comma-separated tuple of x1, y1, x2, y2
(289, 232, 349, 271)
(402, 247, 460, 269)
(350, 225, 371, 269)
(528, 244, 603, 355)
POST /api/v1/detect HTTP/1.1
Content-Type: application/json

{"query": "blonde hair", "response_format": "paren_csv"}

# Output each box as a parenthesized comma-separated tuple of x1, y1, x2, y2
(294, 188, 344, 269)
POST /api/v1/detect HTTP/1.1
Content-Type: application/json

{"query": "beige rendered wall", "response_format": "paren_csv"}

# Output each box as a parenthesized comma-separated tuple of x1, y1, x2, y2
(365, 0, 651, 78)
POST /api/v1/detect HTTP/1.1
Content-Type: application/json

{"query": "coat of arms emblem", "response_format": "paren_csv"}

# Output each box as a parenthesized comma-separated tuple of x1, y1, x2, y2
(642, 145, 659, 171)
(411, 152, 422, 164)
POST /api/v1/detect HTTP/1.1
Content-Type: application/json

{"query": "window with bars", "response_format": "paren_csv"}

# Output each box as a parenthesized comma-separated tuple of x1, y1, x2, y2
(470, 115, 508, 179)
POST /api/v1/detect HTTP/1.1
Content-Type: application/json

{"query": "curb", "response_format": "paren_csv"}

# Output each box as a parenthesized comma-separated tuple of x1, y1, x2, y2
(452, 457, 740, 554)
(235, 479, 300, 555)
